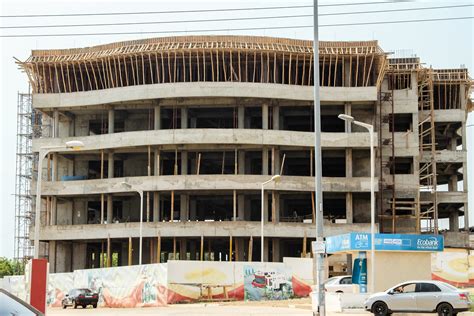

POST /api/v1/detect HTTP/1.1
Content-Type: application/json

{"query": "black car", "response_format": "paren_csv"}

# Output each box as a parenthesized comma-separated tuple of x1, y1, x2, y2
(61, 288, 98, 309)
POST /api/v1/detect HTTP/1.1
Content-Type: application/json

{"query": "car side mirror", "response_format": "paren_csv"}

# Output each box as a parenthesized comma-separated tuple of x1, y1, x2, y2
(388, 290, 394, 295)
(65, 294, 69, 297)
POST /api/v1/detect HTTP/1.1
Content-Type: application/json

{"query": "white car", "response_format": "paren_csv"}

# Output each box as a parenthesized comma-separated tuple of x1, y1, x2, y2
(324, 275, 354, 293)
(364, 280, 471, 316)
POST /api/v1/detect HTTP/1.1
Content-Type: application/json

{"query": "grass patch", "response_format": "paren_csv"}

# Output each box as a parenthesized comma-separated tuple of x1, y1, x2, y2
(471, 295, 474, 311)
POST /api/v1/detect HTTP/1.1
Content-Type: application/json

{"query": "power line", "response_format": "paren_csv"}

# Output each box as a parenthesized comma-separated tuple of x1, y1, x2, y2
(1, 16, 472, 38)
(0, 1, 414, 18)
(1, 4, 471, 30)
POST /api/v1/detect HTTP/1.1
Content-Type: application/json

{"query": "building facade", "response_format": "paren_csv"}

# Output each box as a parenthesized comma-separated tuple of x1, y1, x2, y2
(18, 36, 471, 272)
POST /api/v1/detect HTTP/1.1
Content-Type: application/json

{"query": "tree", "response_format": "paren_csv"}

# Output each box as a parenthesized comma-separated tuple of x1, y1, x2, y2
(0, 257, 24, 278)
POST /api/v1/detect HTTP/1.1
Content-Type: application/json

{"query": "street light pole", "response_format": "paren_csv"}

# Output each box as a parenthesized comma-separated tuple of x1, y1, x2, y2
(121, 182, 144, 265)
(34, 141, 84, 259)
(338, 114, 375, 292)
(261, 175, 281, 262)
(312, 0, 325, 315)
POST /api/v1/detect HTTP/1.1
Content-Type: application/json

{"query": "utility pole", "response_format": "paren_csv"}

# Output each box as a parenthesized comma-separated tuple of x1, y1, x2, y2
(312, 0, 325, 315)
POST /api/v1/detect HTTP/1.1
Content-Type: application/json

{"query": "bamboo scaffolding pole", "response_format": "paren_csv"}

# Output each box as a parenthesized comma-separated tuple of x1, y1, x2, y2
(248, 236, 253, 262)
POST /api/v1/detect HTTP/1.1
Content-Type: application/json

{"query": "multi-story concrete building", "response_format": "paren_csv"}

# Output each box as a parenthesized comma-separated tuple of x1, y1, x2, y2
(18, 36, 471, 272)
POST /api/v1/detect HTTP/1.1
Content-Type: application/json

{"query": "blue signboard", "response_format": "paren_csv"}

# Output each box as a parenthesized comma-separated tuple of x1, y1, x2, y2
(326, 233, 444, 253)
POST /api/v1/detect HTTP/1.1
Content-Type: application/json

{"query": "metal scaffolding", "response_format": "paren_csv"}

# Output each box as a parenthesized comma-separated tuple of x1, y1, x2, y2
(14, 92, 34, 264)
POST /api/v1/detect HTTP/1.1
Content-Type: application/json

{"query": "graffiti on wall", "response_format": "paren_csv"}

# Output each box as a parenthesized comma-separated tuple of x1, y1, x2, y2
(243, 265, 294, 301)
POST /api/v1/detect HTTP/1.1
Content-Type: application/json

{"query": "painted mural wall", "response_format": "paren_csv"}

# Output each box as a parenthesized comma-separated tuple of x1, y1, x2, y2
(431, 249, 474, 287)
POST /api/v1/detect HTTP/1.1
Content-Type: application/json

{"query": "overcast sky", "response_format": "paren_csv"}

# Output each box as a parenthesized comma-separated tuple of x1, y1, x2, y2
(0, 0, 472, 258)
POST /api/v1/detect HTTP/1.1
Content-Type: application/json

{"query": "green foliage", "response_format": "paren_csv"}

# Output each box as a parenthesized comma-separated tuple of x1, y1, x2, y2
(0, 257, 25, 278)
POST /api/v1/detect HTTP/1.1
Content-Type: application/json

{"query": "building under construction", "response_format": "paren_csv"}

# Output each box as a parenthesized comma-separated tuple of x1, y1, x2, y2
(17, 35, 472, 272)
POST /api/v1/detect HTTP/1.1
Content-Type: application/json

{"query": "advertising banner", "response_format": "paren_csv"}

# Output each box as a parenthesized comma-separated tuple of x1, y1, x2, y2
(326, 233, 444, 253)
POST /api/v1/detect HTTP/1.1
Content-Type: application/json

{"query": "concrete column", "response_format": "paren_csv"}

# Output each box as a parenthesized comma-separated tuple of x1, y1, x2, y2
(51, 197, 57, 225)
(448, 174, 458, 191)
(272, 238, 280, 262)
(346, 192, 353, 224)
(238, 150, 245, 174)
(272, 105, 279, 130)
(262, 148, 269, 175)
(154, 105, 161, 130)
(107, 195, 113, 224)
(181, 107, 188, 129)
(344, 60, 351, 87)
(53, 109, 59, 138)
(52, 153, 59, 181)
(273, 148, 281, 175)
(108, 109, 114, 134)
(235, 238, 245, 261)
(108, 152, 114, 178)
(263, 238, 269, 262)
(449, 210, 459, 232)
(180, 194, 189, 221)
(238, 194, 245, 220)
(189, 240, 197, 260)
(48, 241, 56, 273)
(238, 105, 245, 129)
(263, 191, 269, 223)
(190, 199, 197, 221)
(344, 103, 352, 132)
(262, 103, 269, 130)
(462, 120, 469, 230)
(154, 149, 160, 175)
(179, 239, 187, 260)
(181, 151, 188, 175)
(153, 192, 160, 222)
(72, 242, 87, 271)
(346, 149, 352, 177)
(346, 254, 353, 274)
(272, 192, 280, 223)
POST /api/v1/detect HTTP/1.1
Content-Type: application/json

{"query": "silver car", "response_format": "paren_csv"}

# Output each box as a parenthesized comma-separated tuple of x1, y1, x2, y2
(364, 280, 471, 316)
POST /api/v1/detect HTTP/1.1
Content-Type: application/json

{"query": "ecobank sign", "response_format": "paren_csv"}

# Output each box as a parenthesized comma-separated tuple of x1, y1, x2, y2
(326, 233, 444, 253)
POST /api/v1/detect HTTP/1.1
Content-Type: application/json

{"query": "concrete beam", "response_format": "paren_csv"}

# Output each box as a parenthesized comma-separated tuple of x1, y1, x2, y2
(41, 175, 378, 196)
(36, 221, 374, 241)
(32, 83, 378, 109)
(420, 150, 467, 163)
(32, 129, 378, 152)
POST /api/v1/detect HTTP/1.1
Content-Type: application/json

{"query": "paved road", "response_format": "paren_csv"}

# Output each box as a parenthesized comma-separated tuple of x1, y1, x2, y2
(47, 305, 474, 316)
(48, 304, 314, 316)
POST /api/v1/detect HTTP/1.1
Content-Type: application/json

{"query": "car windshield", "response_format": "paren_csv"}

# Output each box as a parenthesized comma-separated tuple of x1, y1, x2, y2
(441, 283, 458, 291)
(78, 289, 92, 294)
(325, 277, 339, 285)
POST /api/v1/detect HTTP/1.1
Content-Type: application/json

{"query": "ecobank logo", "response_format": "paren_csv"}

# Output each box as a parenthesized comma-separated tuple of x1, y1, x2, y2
(416, 237, 439, 250)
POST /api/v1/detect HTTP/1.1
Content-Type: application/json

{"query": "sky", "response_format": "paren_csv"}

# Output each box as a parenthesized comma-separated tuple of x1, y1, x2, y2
(0, 0, 473, 258)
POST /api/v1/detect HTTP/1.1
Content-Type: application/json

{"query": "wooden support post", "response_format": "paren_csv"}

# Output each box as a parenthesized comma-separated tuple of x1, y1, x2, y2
(248, 236, 253, 262)
(100, 194, 104, 224)
(107, 235, 111, 268)
(100, 241, 104, 268)
(173, 237, 176, 260)
(302, 232, 307, 258)
(196, 153, 201, 175)
(170, 191, 175, 222)
(233, 190, 237, 221)
(229, 235, 233, 262)
(200, 235, 204, 261)
(157, 235, 161, 263)
(128, 237, 132, 266)
(235, 237, 239, 262)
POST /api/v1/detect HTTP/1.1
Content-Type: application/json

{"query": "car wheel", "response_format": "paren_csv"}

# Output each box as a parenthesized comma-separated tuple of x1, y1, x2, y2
(93, 304, 97, 309)
(62, 303, 67, 309)
(372, 301, 389, 316)
(336, 290, 343, 293)
(437, 303, 454, 316)
(82, 305, 87, 308)
(73, 300, 77, 309)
